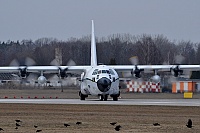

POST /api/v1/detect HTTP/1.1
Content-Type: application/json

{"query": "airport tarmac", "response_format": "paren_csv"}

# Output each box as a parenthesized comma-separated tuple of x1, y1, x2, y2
(0, 98, 199, 106)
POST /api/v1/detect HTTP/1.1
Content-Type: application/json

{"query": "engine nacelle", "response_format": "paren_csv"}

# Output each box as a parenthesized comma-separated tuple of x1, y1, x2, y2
(151, 75, 161, 83)
(37, 75, 47, 84)
(19, 67, 29, 79)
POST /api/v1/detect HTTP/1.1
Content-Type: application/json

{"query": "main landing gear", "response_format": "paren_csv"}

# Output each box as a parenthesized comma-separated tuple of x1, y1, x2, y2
(79, 91, 120, 101)
(79, 91, 88, 100)
(110, 91, 120, 101)
(99, 91, 120, 101)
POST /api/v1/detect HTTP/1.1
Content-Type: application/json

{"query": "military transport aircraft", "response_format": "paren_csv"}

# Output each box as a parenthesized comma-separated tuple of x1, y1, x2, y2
(0, 20, 200, 101)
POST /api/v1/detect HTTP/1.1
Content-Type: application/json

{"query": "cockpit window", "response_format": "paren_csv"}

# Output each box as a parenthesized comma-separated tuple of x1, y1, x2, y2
(92, 69, 98, 75)
(98, 70, 101, 74)
(109, 69, 115, 75)
(102, 70, 107, 73)
(106, 70, 110, 74)
(93, 69, 115, 75)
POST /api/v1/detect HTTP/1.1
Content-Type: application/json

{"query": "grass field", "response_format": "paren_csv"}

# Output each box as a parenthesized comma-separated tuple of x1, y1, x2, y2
(0, 104, 200, 133)
(0, 87, 200, 132)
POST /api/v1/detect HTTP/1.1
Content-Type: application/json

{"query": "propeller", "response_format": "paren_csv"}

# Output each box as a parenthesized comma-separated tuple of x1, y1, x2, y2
(50, 59, 68, 79)
(171, 55, 185, 77)
(9, 57, 37, 80)
(132, 65, 144, 78)
(122, 56, 144, 78)
(49, 59, 77, 82)
(130, 56, 144, 78)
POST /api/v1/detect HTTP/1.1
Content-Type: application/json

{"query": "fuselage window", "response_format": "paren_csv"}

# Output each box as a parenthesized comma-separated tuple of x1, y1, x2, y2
(109, 69, 115, 75)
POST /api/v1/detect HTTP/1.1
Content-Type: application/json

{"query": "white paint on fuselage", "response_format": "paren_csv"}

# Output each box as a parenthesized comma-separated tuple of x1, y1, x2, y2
(81, 65, 119, 96)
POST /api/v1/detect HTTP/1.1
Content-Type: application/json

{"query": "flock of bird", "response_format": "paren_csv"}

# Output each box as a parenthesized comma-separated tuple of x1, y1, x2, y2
(0, 119, 43, 132)
(0, 119, 193, 132)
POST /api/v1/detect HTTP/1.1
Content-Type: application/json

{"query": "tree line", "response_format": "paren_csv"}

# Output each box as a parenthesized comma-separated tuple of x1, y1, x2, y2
(0, 34, 200, 66)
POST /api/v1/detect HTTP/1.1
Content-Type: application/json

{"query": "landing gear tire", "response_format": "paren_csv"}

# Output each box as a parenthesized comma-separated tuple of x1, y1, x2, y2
(111, 91, 120, 101)
(113, 96, 118, 101)
(104, 95, 108, 101)
(99, 95, 108, 101)
(79, 91, 87, 100)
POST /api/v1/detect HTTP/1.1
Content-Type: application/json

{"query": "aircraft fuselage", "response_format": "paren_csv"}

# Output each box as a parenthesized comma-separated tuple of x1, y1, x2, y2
(80, 65, 120, 100)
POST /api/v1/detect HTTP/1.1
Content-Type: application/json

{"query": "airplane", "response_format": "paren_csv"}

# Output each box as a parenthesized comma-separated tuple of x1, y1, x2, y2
(0, 20, 200, 101)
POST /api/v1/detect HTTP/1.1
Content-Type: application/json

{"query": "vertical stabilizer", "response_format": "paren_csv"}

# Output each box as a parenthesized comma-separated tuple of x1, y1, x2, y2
(91, 20, 97, 66)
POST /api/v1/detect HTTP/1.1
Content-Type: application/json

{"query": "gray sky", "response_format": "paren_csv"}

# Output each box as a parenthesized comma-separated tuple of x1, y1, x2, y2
(0, 0, 200, 42)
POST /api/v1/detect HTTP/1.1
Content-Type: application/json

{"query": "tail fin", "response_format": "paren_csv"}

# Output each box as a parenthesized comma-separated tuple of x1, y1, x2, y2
(91, 20, 97, 66)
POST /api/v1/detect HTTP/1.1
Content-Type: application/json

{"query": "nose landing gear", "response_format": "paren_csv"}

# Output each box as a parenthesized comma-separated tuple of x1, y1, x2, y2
(99, 95, 108, 101)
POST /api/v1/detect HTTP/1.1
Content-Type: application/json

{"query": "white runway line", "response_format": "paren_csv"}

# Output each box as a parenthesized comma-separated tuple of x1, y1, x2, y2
(0, 99, 199, 106)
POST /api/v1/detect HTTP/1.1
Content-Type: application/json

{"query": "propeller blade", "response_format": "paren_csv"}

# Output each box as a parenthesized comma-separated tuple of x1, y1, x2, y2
(9, 59, 20, 66)
(122, 72, 132, 78)
(175, 55, 185, 64)
(50, 59, 60, 66)
(129, 56, 139, 65)
(25, 57, 36, 66)
(49, 74, 59, 81)
(168, 76, 178, 84)
(67, 59, 76, 66)
(26, 73, 38, 81)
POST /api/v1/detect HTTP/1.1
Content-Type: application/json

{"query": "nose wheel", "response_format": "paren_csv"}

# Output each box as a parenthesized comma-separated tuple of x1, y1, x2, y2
(99, 95, 108, 101)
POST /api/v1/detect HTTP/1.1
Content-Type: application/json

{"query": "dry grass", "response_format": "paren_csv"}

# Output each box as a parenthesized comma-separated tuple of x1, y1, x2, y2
(0, 87, 200, 132)
(0, 104, 200, 133)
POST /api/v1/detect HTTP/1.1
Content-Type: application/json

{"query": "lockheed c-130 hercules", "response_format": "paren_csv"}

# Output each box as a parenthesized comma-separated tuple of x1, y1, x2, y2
(0, 20, 199, 101)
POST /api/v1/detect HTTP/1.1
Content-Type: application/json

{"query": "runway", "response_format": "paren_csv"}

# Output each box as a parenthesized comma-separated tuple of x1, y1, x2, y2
(0, 99, 199, 106)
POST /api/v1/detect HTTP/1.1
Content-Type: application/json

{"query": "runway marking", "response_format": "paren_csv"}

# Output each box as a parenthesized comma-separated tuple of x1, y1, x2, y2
(0, 99, 199, 106)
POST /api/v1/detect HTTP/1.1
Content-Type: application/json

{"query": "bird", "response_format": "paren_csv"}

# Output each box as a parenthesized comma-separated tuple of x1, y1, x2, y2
(153, 123, 160, 126)
(15, 119, 22, 123)
(0, 128, 4, 131)
(34, 125, 38, 128)
(15, 127, 18, 130)
(114, 125, 121, 131)
(76, 122, 82, 125)
(16, 123, 21, 127)
(64, 123, 70, 127)
(36, 129, 42, 132)
(186, 119, 192, 128)
(110, 122, 117, 126)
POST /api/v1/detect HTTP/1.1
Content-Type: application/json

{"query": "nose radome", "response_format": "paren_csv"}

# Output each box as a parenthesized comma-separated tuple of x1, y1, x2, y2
(97, 77, 111, 92)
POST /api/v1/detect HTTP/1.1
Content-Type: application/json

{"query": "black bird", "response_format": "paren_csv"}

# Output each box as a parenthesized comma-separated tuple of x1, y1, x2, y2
(16, 123, 21, 127)
(110, 122, 117, 126)
(153, 123, 160, 126)
(76, 122, 82, 125)
(64, 123, 70, 127)
(36, 129, 42, 132)
(114, 125, 121, 131)
(186, 119, 192, 128)
(15, 127, 18, 130)
(34, 125, 38, 128)
(0, 128, 4, 131)
(15, 119, 22, 123)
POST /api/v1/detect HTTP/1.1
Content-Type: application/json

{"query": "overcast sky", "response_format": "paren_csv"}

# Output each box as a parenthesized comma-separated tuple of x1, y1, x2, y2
(0, 0, 200, 42)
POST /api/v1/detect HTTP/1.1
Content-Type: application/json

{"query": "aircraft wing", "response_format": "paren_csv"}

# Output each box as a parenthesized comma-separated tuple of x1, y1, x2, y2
(0, 66, 91, 74)
(108, 65, 200, 72)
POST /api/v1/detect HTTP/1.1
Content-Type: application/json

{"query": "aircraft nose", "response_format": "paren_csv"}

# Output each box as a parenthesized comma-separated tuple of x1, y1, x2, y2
(97, 77, 111, 92)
